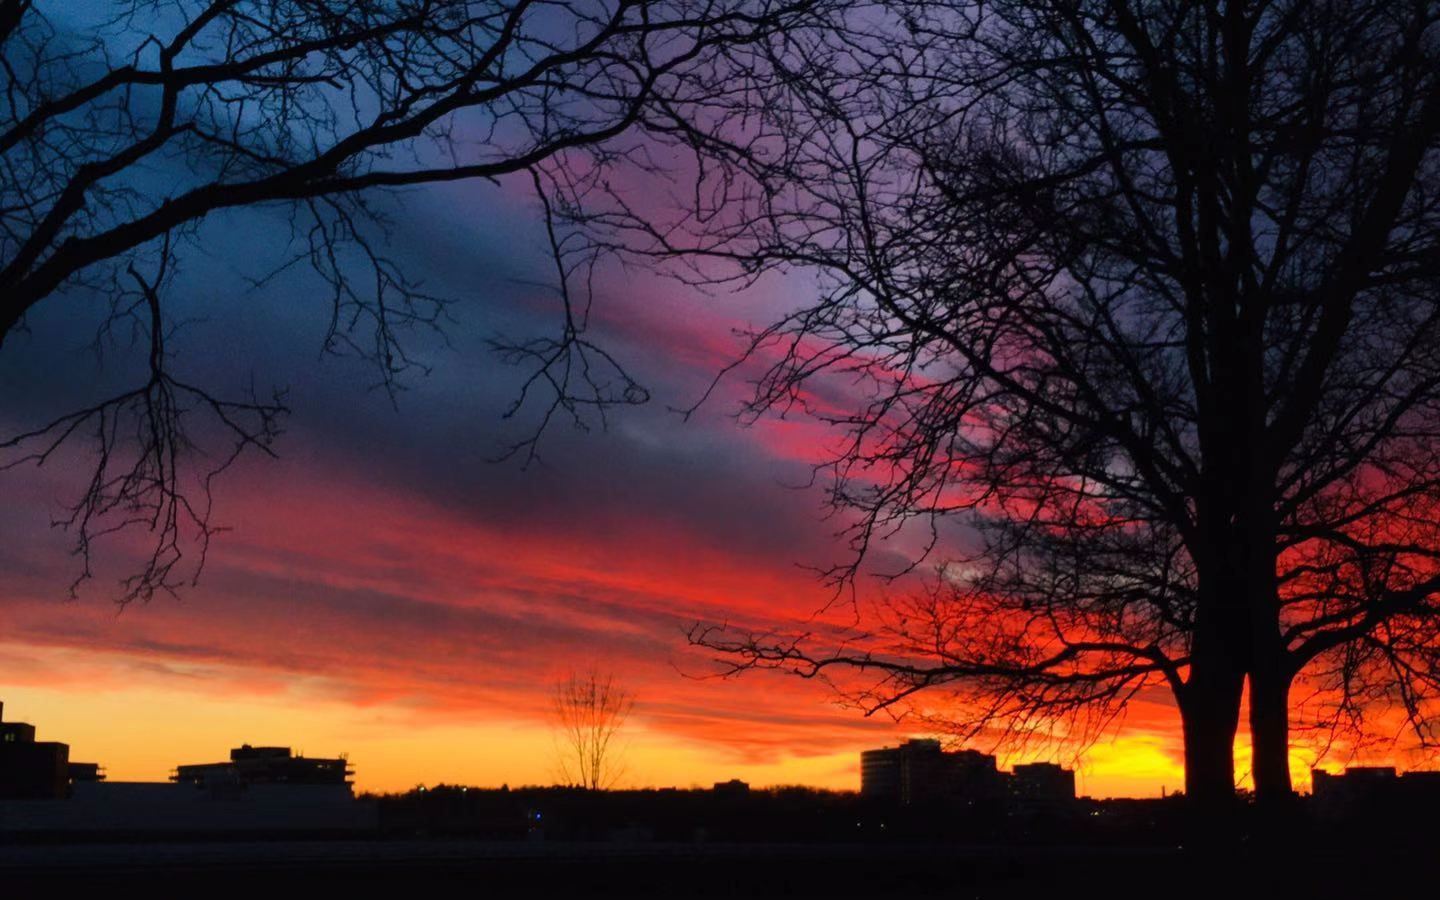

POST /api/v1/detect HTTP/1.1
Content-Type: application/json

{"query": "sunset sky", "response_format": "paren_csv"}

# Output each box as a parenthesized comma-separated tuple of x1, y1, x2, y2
(0, 2, 1402, 797)
(0, 168, 1214, 798)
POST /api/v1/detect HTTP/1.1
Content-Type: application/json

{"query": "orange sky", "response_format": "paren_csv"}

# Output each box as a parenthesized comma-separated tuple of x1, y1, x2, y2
(1, 170, 1428, 801)
(1, 445, 1390, 798)
(0, 439, 1203, 798)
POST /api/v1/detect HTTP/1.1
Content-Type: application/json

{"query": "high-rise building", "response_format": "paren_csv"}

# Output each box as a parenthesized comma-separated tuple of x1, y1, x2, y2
(860, 738, 1077, 808)
(860, 739, 1007, 805)
(1010, 762, 1077, 806)
(860, 744, 904, 801)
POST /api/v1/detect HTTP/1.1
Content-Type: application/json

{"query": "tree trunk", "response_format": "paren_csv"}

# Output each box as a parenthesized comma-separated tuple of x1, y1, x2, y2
(1248, 663, 1294, 805)
(1181, 709, 1239, 803)
(1242, 509, 1293, 807)
(1179, 652, 1246, 811)
(1180, 532, 1250, 813)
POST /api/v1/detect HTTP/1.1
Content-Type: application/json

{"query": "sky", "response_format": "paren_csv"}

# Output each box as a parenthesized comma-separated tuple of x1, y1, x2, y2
(2, 3, 1408, 800)
(0, 160, 1225, 798)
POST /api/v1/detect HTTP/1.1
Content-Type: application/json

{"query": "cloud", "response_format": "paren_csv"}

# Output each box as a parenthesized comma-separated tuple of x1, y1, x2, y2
(0, 116, 1207, 797)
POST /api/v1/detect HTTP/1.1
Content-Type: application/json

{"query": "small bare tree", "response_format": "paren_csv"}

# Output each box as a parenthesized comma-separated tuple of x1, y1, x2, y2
(551, 667, 633, 790)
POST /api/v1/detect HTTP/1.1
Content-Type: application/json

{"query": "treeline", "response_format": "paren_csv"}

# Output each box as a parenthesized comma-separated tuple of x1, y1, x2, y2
(371, 785, 1131, 844)
(368, 784, 1440, 847)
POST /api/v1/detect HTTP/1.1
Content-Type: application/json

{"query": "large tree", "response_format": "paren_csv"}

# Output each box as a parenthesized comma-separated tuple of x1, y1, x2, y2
(631, 0, 1440, 808)
(0, 0, 822, 602)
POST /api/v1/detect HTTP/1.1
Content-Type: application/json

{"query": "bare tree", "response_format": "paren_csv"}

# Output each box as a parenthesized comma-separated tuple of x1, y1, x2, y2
(551, 667, 634, 790)
(0, 0, 827, 603)
(575, 0, 1440, 810)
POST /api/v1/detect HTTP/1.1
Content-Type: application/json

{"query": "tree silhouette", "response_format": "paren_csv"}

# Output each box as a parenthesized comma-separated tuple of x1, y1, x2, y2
(551, 667, 634, 790)
(619, 0, 1440, 809)
(0, 0, 824, 603)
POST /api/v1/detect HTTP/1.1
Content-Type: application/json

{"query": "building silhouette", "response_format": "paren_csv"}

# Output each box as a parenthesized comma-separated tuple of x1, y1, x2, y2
(861, 739, 1009, 806)
(1011, 763, 1077, 809)
(860, 739, 1076, 808)
(0, 701, 102, 799)
(173, 745, 352, 787)
(1311, 766, 1440, 815)
(860, 743, 904, 801)
(712, 779, 751, 796)
(67, 762, 105, 783)
(1, 701, 371, 835)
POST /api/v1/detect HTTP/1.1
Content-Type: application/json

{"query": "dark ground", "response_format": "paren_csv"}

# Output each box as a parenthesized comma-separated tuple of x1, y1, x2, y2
(0, 839, 1424, 897)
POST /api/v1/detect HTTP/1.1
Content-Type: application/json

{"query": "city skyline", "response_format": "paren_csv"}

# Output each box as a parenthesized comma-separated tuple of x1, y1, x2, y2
(6, 693, 1422, 804)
